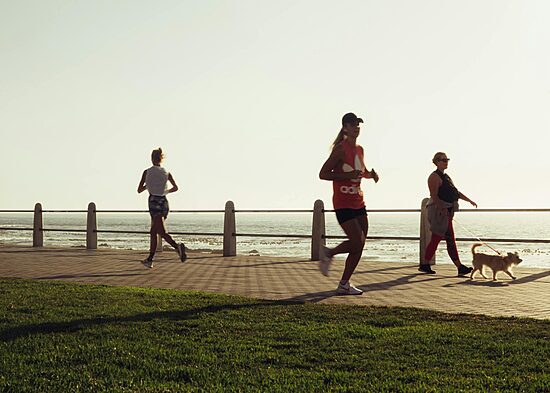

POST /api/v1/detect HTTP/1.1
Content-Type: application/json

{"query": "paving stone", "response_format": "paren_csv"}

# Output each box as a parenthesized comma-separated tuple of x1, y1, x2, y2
(0, 245, 548, 319)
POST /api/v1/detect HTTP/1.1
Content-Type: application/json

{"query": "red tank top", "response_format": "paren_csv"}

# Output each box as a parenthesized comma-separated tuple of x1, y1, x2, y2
(332, 141, 366, 209)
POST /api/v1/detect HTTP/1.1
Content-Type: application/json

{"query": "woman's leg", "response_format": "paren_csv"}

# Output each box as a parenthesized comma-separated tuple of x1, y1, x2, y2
(147, 216, 160, 260)
(155, 216, 178, 249)
(445, 219, 472, 275)
(420, 232, 444, 273)
(424, 233, 444, 263)
(330, 213, 367, 256)
(339, 217, 366, 283)
(149, 215, 164, 259)
(444, 218, 461, 268)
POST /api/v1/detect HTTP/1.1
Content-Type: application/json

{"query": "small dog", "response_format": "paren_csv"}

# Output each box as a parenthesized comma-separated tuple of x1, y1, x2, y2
(470, 243, 522, 281)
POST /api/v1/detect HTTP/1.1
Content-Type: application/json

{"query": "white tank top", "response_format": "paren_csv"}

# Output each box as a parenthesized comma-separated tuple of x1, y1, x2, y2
(145, 166, 169, 196)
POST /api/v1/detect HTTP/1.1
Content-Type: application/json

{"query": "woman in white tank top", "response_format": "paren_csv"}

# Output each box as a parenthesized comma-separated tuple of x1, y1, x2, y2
(137, 148, 187, 268)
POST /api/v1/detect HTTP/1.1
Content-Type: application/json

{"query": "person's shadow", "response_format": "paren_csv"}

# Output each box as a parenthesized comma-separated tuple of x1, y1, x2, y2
(0, 300, 297, 342)
(442, 270, 550, 288)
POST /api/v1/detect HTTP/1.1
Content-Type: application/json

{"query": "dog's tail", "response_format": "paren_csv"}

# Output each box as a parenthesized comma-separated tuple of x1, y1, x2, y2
(471, 243, 482, 256)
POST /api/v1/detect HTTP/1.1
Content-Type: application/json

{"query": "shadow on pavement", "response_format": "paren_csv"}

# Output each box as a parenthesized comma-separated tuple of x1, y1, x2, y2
(510, 270, 550, 284)
(35, 269, 146, 280)
(355, 264, 415, 274)
(442, 279, 510, 288)
(223, 259, 312, 268)
(282, 290, 340, 303)
(443, 270, 550, 288)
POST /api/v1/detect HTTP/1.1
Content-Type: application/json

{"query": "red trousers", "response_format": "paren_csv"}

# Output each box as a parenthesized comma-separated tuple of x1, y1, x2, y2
(424, 216, 459, 262)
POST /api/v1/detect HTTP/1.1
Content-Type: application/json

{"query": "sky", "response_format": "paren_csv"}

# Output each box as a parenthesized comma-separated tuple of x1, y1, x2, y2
(1, 0, 549, 211)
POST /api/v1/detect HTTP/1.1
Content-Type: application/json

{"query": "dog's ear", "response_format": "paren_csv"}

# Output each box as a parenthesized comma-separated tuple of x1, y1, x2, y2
(507, 252, 514, 257)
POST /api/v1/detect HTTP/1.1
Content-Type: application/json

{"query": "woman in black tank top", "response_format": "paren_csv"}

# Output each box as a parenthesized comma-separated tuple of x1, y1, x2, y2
(419, 152, 478, 276)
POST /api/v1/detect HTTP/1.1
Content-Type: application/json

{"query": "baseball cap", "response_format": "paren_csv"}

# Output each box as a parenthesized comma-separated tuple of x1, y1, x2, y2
(341, 112, 364, 126)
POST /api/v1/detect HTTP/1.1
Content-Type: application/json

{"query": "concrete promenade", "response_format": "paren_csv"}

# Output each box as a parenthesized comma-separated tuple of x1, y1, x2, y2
(0, 245, 549, 320)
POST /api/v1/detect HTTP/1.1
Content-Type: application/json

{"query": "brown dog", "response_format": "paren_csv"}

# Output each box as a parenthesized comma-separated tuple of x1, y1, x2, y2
(470, 244, 522, 281)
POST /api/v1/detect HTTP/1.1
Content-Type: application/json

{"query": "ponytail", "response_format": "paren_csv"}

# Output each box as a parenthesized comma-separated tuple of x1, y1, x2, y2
(331, 128, 345, 150)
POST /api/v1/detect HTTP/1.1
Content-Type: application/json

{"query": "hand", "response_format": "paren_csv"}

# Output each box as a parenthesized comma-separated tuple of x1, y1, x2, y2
(350, 170, 364, 179)
(470, 201, 478, 208)
(370, 169, 379, 183)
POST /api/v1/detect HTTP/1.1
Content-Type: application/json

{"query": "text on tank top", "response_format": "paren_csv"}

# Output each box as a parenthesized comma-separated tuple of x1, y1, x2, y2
(332, 141, 366, 209)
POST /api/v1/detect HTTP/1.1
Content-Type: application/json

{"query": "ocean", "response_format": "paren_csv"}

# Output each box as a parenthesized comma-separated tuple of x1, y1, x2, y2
(1, 212, 549, 269)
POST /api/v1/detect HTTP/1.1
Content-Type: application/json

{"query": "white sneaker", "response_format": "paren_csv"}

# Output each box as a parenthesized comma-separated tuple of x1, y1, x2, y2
(319, 245, 333, 276)
(336, 282, 363, 295)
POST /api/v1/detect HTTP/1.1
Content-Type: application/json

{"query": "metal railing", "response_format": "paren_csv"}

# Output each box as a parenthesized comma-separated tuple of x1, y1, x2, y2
(1, 200, 550, 262)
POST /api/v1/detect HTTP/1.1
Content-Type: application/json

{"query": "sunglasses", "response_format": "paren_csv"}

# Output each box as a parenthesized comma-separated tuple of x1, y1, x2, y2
(438, 158, 450, 162)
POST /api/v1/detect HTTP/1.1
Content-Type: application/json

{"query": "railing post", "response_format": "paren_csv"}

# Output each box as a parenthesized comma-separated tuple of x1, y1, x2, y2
(419, 198, 435, 265)
(311, 199, 326, 261)
(33, 203, 43, 247)
(223, 200, 236, 257)
(86, 202, 97, 250)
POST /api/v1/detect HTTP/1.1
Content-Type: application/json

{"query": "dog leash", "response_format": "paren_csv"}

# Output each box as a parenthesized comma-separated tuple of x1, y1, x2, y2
(452, 217, 503, 256)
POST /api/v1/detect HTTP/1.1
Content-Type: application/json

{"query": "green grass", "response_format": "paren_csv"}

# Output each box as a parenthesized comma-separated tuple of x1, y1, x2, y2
(0, 278, 548, 392)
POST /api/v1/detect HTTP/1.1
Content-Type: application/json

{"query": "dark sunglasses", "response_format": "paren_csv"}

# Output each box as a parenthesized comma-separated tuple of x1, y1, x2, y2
(438, 158, 450, 162)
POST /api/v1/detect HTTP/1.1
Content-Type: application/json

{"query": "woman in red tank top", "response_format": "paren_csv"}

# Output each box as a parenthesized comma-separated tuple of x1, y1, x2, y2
(319, 113, 379, 295)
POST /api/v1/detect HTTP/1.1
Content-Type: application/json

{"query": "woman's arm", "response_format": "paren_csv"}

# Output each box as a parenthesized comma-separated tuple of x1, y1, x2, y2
(137, 170, 147, 193)
(360, 157, 379, 183)
(166, 173, 179, 194)
(458, 192, 477, 208)
(428, 173, 445, 212)
(319, 146, 363, 181)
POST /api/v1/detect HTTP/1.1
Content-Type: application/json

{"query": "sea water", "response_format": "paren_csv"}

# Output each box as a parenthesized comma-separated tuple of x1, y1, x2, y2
(1, 212, 549, 269)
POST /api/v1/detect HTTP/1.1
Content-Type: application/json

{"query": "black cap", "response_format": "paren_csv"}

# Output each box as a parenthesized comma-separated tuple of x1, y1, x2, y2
(342, 112, 364, 126)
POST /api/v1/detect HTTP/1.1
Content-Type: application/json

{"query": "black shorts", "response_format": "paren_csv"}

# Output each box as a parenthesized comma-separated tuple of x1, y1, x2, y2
(335, 207, 367, 225)
(148, 194, 169, 218)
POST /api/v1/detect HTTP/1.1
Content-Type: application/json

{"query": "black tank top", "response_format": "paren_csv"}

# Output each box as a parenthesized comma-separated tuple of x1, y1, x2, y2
(434, 170, 459, 203)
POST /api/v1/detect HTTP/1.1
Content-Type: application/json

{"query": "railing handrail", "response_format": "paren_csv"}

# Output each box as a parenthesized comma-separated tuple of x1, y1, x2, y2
(96, 209, 226, 213)
(3, 207, 550, 214)
(2, 202, 550, 261)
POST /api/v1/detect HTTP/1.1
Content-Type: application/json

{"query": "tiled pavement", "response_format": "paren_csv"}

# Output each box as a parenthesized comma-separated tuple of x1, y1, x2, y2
(0, 245, 549, 319)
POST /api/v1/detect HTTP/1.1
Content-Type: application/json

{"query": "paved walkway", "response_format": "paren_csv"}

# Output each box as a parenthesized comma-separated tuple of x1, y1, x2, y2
(0, 245, 549, 319)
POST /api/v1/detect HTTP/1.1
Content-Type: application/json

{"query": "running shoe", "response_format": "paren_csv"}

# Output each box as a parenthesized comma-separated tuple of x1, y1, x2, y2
(336, 282, 363, 295)
(319, 245, 332, 276)
(142, 258, 153, 269)
(178, 243, 187, 263)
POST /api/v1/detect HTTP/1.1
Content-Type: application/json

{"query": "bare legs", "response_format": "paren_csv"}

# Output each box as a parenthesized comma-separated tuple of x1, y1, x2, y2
(328, 216, 368, 283)
(148, 215, 178, 259)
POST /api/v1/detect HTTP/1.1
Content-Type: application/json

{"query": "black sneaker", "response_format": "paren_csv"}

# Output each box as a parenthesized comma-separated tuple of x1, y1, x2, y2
(457, 264, 473, 276)
(141, 258, 153, 269)
(418, 264, 436, 274)
(178, 243, 187, 263)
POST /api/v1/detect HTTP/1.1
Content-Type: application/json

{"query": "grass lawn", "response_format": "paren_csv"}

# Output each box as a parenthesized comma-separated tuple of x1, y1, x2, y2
(0, 278, 548, 392)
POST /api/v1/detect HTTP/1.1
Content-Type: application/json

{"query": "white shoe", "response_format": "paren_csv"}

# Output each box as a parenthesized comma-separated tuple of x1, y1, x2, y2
(319, 245, 332, 276)
(336, 282, 363, 295)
